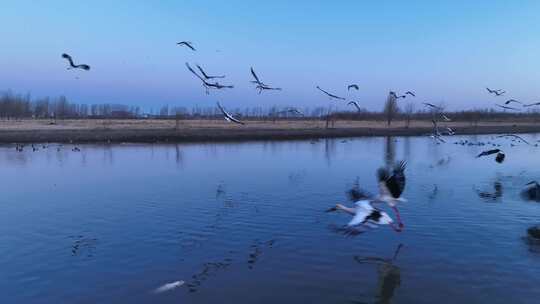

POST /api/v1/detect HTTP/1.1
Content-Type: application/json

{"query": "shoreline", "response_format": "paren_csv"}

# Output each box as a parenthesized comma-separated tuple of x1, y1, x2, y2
(0, 119, 539, 143)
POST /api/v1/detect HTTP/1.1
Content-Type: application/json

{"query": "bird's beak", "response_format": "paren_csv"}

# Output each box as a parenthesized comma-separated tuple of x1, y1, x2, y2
(325, 206, 338, 213)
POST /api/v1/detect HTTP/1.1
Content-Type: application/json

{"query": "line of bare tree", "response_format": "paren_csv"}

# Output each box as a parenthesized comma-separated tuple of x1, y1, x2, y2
(1, 90, 539, 123)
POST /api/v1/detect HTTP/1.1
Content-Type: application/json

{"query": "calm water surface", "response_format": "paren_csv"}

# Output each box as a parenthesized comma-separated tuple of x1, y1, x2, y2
(2, 135, 540, 303)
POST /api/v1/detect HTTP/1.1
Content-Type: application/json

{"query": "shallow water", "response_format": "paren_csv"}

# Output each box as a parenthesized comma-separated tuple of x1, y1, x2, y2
(2, 135, 540, 304)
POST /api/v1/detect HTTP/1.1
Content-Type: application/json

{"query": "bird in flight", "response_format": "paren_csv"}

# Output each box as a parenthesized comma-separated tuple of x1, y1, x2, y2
(430, 120, 446, 143)
(423, 102, 442, 110)
(216, 102, 244, 125)
(177, 41, 195, 51)
(186, 63, 233, 93)
(249, 67, 281, 94)
(61, 53, 90, 71)
(348, 101, 362, 112)
(523, 102, 540, 107)
(348, 84, 359, 91)
(277, 108, 303, 116)
(405, 91, 416, 97)
(196, 64, 225, 79)
(389, 91, 406, 99)
(441, 114, 451, 121)
(486, 87, 505, 96)
(477, 149, 505, 163)
(316, 86, 346, 100)
(505, 99, 522, 105)
(326, 180, 402, 233)
(495, 104, 520, 111)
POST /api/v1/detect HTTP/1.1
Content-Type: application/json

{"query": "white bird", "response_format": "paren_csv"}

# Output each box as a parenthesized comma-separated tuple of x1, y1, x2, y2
(441, 114, 451, 121)
(153, 280, 184, 294)
(216, 102, 245, 125)
(327, 200, 401, 232)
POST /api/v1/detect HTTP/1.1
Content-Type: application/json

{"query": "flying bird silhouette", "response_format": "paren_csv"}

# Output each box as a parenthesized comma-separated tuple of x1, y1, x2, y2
(405, 91, 416, 97)
(61, 53, 90, 71)
(423, 102, 442, 110)
(505, 99, 522, 105)
(216, 102, 244, 125)
(316, 86, 346, 100)
(177, 41, 195, 51)
(348, 84, 359, 91)
(249, 67, 281, 93)
(523, 102, 540, 107)
(348, 101, 362, 112)
(496, 104, 520, 111)
(196, 64, 225, 79)
(486, 87, 505, 96)
(186, 63, 233, 93)
(389, 91, 406, 99)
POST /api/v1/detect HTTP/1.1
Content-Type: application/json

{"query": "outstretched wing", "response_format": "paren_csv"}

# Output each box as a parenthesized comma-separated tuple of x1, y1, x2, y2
(386, 161, 406, 198)
(62, 53, 75, 67)
(196, 64, 210, 79)
(186, 63, 206, 82)
(250, 67, 261, 84)
(347, 201, 373, 227)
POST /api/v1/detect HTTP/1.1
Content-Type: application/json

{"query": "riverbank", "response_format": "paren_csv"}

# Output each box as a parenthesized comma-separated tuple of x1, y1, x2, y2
(0, 119, 539, 143)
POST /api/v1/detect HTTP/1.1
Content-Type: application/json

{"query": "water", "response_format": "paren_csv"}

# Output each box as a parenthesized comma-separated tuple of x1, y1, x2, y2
(2, 135, 540, 304)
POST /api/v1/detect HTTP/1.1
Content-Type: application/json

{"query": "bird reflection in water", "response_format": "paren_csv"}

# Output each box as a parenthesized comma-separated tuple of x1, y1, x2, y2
(474, 181, 503, 202)
(353, 244, 404, 304)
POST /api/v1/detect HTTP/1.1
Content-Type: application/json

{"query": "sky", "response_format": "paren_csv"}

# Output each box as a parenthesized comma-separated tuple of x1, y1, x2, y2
(1, 0, 540, 112)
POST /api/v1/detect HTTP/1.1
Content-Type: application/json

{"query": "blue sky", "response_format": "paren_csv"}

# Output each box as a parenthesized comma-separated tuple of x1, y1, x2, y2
(1, 0, 540, 111)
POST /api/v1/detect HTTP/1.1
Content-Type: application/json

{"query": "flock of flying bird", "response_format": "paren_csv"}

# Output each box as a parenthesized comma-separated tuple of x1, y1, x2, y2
(59, 44, 540, 234)
(60, 43, 540, 127)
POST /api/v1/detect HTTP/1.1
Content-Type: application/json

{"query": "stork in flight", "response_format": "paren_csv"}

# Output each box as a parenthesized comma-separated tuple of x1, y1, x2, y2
(186, 63, 233, 93)
(405, 91, 416, 97)
(348, 101, 362, 112)
(496, 104, 520, 111)
(523, 102, 540, 107)
(249, 67, 281, 94)
(216, 102, 245, 125)
(326, 181, 403, 233)
(389, 91, 406, 99)
(441, 114, 451, 121)
(423, 102, 443, 110)
(348, 84, 359, 91)
(477, 149, 505, 163)
(196, 64, 225, 79)
(316, 86, 346, 100)
(505, 99, 522, 105)
(486, 87, 505, 96)
(61, 53, 90, 71)
(177, 41, 196, 51)
(276, 108, 303, 116)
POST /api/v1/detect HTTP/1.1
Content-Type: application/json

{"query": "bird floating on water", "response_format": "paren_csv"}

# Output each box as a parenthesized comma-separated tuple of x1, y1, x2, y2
(61, 53, 90, 71)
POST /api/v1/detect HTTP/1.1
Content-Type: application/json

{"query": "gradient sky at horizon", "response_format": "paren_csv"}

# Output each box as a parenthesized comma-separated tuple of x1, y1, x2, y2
(1, 0, 540, 112)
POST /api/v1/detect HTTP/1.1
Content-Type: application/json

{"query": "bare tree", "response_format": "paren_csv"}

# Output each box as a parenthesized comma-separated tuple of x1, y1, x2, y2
(383, 92, 399, 126)
(404, 102, 415, 128)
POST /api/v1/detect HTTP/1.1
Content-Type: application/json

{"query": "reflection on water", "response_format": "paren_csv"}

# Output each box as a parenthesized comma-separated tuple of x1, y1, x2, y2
(2, 135, 540, 303)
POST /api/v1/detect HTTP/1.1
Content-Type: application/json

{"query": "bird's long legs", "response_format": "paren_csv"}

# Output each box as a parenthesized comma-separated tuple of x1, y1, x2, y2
(391, 206, 404, 229)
